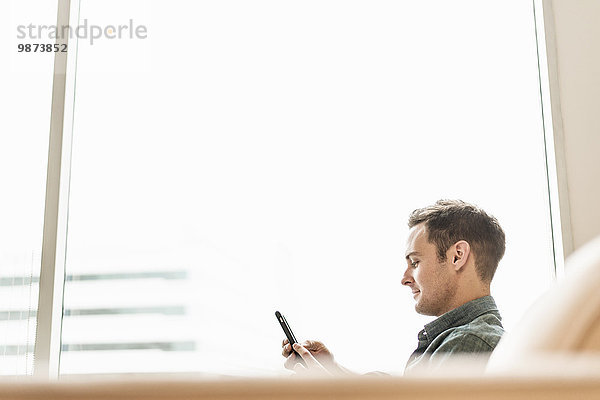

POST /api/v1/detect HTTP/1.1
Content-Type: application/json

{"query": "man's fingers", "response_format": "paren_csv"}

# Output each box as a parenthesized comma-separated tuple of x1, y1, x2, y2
(292, 343, 331, 376)
(282, 343, 292, 357)
(293, 343, 322, 369)
(301, 340, 328, 355)
(284, 353, 299, 370)
(282, 339, 292, 357)
(302, 340, 320, 351)
(292, 362, 308, 375)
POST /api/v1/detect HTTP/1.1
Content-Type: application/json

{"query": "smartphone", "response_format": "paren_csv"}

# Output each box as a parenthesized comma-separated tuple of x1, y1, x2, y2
(275, 311, 301, 357)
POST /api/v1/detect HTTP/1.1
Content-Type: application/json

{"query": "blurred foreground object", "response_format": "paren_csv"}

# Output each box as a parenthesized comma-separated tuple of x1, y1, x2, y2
(488, 235, 600, 373)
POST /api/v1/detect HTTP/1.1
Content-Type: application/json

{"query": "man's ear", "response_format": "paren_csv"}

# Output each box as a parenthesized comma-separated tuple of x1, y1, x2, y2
(450, 240, 470, 271)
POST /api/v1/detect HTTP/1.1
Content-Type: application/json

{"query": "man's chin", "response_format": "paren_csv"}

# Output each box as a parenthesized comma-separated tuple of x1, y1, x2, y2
(414, 301, 436, 317)
(414, 301, 424, 314)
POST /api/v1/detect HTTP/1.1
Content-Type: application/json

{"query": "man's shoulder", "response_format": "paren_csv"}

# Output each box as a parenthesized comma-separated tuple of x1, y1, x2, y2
(436, 312, 505, 352)
(404, 308, 505, 374)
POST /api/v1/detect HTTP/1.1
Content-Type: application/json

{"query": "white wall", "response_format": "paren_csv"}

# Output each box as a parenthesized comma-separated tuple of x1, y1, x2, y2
(548, 0, 600, 254)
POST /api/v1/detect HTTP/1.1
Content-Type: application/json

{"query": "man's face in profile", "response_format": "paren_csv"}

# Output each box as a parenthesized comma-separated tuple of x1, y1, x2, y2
(403, 223, 457, 316)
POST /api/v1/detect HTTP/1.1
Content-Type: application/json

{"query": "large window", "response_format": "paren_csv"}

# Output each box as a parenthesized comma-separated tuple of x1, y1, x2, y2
(4, 0, 560, 377)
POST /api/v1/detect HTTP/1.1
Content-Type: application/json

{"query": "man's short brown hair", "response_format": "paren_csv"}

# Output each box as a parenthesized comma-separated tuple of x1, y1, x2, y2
(408, 199, 505, 283)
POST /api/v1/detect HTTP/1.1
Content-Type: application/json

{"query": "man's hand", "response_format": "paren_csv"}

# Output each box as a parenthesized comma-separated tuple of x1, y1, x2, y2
(282, 339, 351, 377)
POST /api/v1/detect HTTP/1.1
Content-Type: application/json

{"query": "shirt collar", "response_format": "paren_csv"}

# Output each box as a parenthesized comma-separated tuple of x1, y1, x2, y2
(422, 295, 501, 342)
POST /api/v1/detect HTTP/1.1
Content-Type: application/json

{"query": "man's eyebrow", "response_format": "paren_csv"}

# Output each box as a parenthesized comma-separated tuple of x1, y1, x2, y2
(405, 251, 421, 260)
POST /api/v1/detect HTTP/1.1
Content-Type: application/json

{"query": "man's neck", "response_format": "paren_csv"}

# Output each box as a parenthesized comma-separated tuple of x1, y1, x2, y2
(437, 289, 491, 317)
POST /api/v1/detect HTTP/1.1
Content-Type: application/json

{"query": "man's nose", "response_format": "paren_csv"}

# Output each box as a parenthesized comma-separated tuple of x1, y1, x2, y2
(402, 267, 413, 286)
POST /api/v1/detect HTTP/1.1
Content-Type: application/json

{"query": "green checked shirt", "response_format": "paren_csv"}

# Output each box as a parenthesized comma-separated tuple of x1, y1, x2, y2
(404, 295, 504, 374)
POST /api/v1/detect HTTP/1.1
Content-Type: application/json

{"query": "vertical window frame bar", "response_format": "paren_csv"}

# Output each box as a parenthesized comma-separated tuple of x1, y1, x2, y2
(534, 0, 573, 280)
(34, 0, 79, 379)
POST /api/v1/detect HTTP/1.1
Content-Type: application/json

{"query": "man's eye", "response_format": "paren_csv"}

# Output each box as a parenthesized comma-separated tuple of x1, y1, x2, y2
(411, 261, 419, 268)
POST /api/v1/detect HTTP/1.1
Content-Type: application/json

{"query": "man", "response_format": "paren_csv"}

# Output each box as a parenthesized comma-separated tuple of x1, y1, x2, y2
(282, 199, 506, 375)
